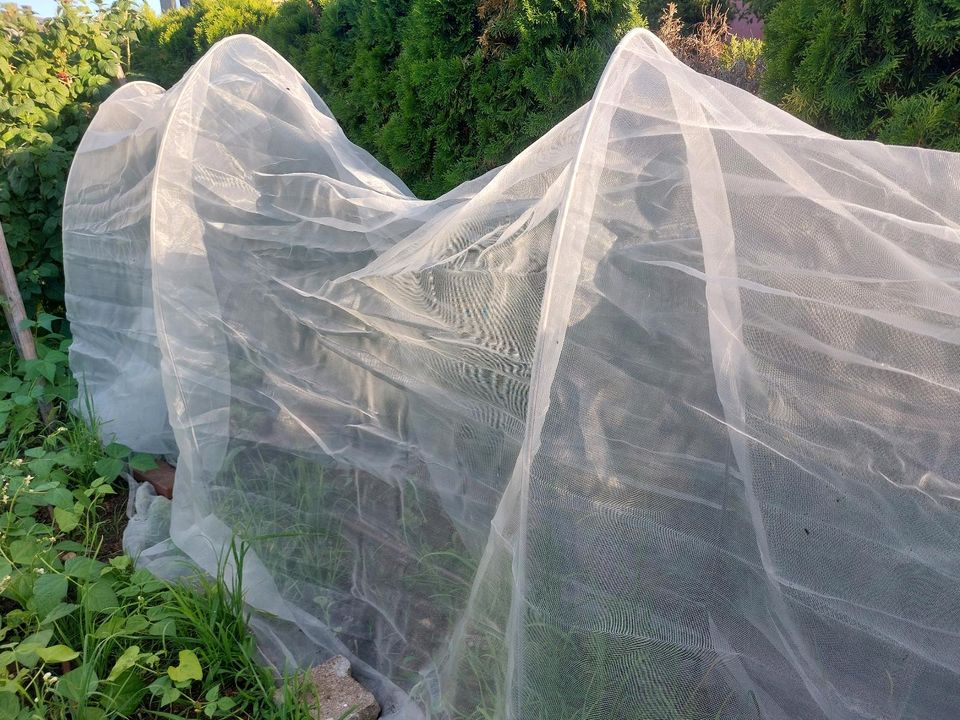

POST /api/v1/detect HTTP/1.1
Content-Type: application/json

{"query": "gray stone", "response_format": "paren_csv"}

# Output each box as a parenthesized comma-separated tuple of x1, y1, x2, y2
(276, 656, 380, 720)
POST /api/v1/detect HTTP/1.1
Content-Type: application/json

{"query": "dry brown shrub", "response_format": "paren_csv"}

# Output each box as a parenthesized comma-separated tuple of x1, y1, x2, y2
(655, 2, 764, 94)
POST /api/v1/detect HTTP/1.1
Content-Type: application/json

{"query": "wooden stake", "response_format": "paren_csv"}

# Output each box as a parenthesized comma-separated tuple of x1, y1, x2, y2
(0, 221, 54, 425)
(0, 221, 38, 362)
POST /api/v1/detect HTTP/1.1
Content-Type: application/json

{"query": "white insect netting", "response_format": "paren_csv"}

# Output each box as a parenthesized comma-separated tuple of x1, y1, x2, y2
(62, 29, 960, 720)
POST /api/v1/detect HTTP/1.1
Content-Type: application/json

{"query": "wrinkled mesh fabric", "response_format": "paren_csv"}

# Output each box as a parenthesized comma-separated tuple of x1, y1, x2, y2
(63, 81, 175, 455)
(63, 30, 960, 720)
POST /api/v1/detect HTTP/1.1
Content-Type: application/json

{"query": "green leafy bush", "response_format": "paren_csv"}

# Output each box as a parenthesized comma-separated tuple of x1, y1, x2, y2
(129, 5, 204, 87)
(0, 328, 316, 719)
(133, 0, 283, 87)
(761, 0, 960, 149)
(193, 0, 278, 47)
(0, 1, 142, 312)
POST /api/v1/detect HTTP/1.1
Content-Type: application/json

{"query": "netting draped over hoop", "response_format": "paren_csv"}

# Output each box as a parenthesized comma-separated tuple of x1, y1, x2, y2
(63, 30, 960, 720)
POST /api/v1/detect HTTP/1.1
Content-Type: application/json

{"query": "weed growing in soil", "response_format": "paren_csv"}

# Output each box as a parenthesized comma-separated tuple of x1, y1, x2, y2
(0, 322, 315, 719)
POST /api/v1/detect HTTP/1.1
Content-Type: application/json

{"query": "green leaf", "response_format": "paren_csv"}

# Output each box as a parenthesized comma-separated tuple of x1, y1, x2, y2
(123, 613, 149, 634)
(4, 609, 30, 628)
(25, 456, 55, 479)
(54, 506, 79, 532)
(93, 615, 125, 639)
(82, 579, 118, 613)
(93, 457, 123, 479)
(57, 666, 100, 704)
(107, 645, 141, 682)
(14, 629, 53, 667)
(36, 313, 57, 331)
(133, 570, 168, 594)
(109, 555, 132, 572)
(41, 449, 81, 470)
(167, 649, 203, 683)
(54, 540, 87, 552)
(77, 707, 107, 720)
(149, 618, 178, 638)
(42, 351, 69, 369)
(104, 443, 129, 459)
(0, 674, 24, 697)
(38, 360, 56, 383)
(0, 376, 22, 394)
(93, 483, 117, 498)
(37, 644, 79, 663)
(217, 696, 236, 712)
(44, 487, 76, 509)
(40, 602, 78, 625)
(32, 572, 68, 617)
(100, 670, 147, 715)
(9, 538, 39, 566)
(129, 453, 158, 472)
(0, 693, 20, 715)
(160, 685, 180, 706)
(65, 556, 106, 581)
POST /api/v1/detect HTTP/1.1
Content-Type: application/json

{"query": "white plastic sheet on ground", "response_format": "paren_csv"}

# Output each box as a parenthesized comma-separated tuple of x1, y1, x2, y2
(63, 29, 960, 720)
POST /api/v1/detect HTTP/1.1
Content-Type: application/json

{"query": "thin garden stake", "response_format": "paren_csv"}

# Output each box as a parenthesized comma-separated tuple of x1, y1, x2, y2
(0, 221, 53, 424)
(0, 220, 38, 362)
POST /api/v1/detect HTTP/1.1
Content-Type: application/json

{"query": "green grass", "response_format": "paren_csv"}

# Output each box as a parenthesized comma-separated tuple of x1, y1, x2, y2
(0, 320, 317, 720)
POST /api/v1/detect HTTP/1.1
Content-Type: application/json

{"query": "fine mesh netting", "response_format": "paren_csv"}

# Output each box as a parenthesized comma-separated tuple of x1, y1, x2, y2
(62, 30, 960, 720)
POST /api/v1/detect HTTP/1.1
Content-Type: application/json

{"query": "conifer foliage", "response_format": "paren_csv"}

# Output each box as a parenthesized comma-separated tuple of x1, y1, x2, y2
(134, 0, 646, 197)
(761, 0, 960, 151)
(304, 0, 647, 196)
(386, 0, 647, 195)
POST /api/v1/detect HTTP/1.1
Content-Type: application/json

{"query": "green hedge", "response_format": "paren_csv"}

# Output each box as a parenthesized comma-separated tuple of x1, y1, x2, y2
(8, 0, 959, 320)
(761, 0, 960, 151)
(134, 0, 646, 197)
(0, 1, 141, 310)
(132, 0, 283, 88)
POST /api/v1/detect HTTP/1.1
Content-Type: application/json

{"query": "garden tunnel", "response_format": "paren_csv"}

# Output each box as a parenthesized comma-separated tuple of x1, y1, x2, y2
(63, 28, 960, 720)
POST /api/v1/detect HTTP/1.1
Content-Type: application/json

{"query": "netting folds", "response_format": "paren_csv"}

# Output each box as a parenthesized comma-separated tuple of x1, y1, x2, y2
(62, 29, 960, 720)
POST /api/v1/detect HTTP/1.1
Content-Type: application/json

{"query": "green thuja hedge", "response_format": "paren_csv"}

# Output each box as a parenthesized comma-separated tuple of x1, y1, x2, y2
(133, 0, 282, 88)
(377, 0, 646, 195)
(134, 0, 646, 197)
(761, 0, 960, 150)
(299, 0, 410, 167)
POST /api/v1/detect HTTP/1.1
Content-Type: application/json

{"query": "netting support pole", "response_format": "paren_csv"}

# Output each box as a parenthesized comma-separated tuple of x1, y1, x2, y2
(0, 221, 55, 425)
(0, 221, 38, 362)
